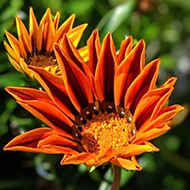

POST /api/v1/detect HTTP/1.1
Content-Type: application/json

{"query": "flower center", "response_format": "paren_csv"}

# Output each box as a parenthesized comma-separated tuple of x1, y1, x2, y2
(28, 54, 57, 68)
(27, 54, 61, 75)
(80, 111, 136, 154)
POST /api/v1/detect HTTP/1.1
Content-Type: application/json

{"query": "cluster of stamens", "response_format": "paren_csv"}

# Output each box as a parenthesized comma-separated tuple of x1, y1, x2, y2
(72, 102, 137, 154)
(28, 54, 57, 68)
(26, 49, 61, 75)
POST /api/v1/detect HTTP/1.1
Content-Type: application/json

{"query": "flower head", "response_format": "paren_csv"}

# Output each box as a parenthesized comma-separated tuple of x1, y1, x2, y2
(4, 30, 183, 170)
(4, 8, 87, 77)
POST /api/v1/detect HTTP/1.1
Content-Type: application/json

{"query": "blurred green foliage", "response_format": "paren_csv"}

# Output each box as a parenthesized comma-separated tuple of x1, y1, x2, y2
(0, 0, 190, 189)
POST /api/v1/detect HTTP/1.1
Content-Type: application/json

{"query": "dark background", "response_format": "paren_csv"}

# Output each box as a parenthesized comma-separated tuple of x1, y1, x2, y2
(0, 0, 190, 189)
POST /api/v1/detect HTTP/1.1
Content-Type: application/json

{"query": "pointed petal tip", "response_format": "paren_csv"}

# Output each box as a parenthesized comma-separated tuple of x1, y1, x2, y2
(106, 32, 112, 38)
(55, 11, 60, 17)
(3, 144, 9, 151)
(53, 43, 61, 53)
(176, 105, 185, 112)
(53, 41, 60, 49)
(125, 35, 133, 41)
(29, 7, 34, 12)
(3, 40, 8, 47)
(138, 39, 146, 48)
(102, 32, 114, 45)
(155, 57, 161, 63)
(5, 87, 23, 100)
(15, 15, 22, 23)
(93, 28, 99, 33)
(70, 14, 76, 19)
(3, 142, 14, 151)
(46, 8, 51, 13)
(5, 86, 14, 93)
(82, 23, 88, 29)
(139, 39, 145, 44)
(4, 30, 10, 36)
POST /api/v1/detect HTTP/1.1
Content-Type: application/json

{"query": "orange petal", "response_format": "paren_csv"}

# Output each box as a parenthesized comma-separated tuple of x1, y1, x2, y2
(53, 11, 60, 31)
(39, 8, 55, 52)
(78, 46, 88, 62)
(40, 145, 78, 154)
(5, 86, 51, 102)
(6, 55, 23, 73)
(16, 16, 32, 53)
(4, 128, 52, 153)
(5, 31, 27, 58)
(36, 23, 43, 51)
(19, 58, 33, 76)
(118, 36, 133, 64)
(29, 7, 39, 48)
(161, 77, 177, 88)
(45, 20, 54, 51)
(61, 152, 96, 165)
(86, 147, 116, 166)
(133, 87, 174, 128)
(19, 101, 73, 135)
(46, 21, 55, 52)
(29, 66, 78, 120)
(6, 87, 73, 134)
(134, 124, 170, 143)
(54, 44, 93, 112)
(37, 133, 78, 154)
(59, 35, 93, 89)
(59, 35, 91, 77)
(38, 133, 76, 147)
(114, 40, 145, 107)
(54, 14, 75, 44)
(67, 23, 88, 47)
(150, 91, 176, 122)
(87, 29, 101, 75)
(110, 156, 142, 171)
(157, 104, 184, 120)
(124, 59, 160, 111)
(139, 104, 184, 133)
(4, 128, 77, 154)
(94, 33, 118, 102)
(4, 41, 20, 63)
(119, 142, 159, 158)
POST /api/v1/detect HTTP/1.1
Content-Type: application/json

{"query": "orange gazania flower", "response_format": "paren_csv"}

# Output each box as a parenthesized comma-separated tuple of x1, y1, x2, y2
(4, 8, 87, 77)
(4, 30, 183, 170)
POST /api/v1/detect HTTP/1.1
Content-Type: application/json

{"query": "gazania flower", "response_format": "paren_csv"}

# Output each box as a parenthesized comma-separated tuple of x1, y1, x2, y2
(4, 30, 183, 171)
(4, 8, 87, 77)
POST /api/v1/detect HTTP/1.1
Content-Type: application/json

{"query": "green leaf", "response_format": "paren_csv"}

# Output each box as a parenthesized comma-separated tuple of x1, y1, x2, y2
(160, 54, 176, 70)
(0, 0, 24, 21)
(98, 167, 112, 190)
(66, 0, 94, 16)
(120, 169, 135, 186)
(0, 72, 25, 88)
(97, 0, 135, 37)
(165, 135, 181, 152)
(78, 164, 88, 173)
(0, 179, 31, 189)
(0, 99, 17, 135)
(89, 168, 102, 183)
(89, 165, 97, 173)
(34, 154, 56, 181)
(139, 154, 156, 172)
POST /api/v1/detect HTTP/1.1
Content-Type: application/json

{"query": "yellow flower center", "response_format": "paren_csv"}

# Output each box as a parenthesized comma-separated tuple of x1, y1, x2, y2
(28, 54, 57, 68)
(27, 54, 61, 75)
(80, 111, 136, 154)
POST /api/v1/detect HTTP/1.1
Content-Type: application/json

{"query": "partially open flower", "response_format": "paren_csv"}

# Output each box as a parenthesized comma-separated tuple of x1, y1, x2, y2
(4, 30, 183, 170)
(4, 8, 87, 77)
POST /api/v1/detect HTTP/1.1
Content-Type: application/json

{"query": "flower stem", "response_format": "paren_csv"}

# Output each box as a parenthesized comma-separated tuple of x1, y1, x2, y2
(111, 165, 121, 190)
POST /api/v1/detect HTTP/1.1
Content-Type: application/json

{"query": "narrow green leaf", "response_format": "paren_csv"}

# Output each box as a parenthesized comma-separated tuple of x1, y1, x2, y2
(97, 0, 135, 37)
